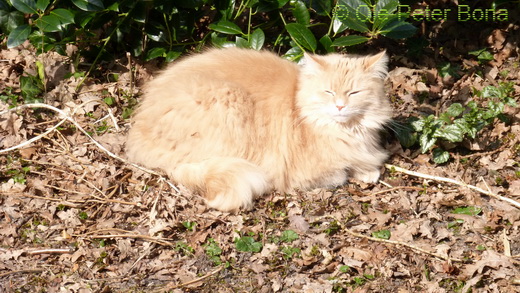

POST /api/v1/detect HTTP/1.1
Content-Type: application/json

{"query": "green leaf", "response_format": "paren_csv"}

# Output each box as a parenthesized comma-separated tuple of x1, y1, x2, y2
(280, 230, 299, 243)
(204, 239, 222, 257)
(339, 265, 351, 273)
(371, 229, 391, 240)
(249, 28, 265, 51)
(419, 133, 436, 153)
(432, 148, 450, 164)
(145, 47, 166, 61)
(438, 62, 460, 78)
(469, 48, 494, 63)
(373, 0, 399, 30)
(0, 10, 25, 33)
(50, 9, 75, 26)
(392, 121, 417, 148)
(7, 24, 31, 48)
(71, 0, 104, 11)
(235, 36, 249, 48)
(35, 14, 62, 32)
(281, 246, 301, 259)
(434, 124, 464, 142)
(36, 60, 45, 82)
(331, 35, 369, 47)
(410, 117, 426, 132)
(20, 75, 43, 101)
(293, 0, 310, 25)
(165, 51, 182, 63)
(332, 16, 348, 34)
(380, 19, 417, 39)
(209, 20, 243, 35)
(35, 0, 49, 11)
(11, 0, 38, 14)
(235, 236, 262, 253)
(285, 23, 317, 52)
(319, 35, 333, 53)
(283, 46, 303, 61)
(334, 0, 370, 33)
(452, 206, 482, 216)
(445, 103, 464, 117)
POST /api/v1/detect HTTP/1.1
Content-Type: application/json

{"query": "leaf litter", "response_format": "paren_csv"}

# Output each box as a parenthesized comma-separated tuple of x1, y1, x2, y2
(1, 38, 520, 292)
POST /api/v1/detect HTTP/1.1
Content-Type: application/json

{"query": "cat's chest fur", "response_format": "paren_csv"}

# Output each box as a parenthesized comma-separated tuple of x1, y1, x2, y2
(126, 47, 391, 212)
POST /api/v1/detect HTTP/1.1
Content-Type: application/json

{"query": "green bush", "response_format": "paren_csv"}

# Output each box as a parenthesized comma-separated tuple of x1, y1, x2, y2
(0, 0, 416, 63)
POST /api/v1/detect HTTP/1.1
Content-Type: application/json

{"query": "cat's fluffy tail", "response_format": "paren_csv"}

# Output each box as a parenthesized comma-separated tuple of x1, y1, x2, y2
(171, 158, 269, 212)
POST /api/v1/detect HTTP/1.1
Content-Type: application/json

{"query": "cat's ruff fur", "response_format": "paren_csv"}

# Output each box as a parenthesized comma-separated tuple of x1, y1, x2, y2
(126, 47, 392, 212)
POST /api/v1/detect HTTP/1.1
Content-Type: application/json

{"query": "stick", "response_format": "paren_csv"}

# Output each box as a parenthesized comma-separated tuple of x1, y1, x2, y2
(155, 266, 224, 292)
(25, 248, 74, 255)
(314, 215, 466, 263)
(343, 228, 466, 263)
(0, 268, 44, 278)
(385, 164, 520, 209)
(0, 103, 180, 194)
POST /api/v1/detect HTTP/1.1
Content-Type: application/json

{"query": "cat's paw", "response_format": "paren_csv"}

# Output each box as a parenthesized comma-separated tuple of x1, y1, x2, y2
(353, 169, 380, 184)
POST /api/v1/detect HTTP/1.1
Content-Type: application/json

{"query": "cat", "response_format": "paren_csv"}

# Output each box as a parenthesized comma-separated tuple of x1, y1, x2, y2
(126, 47, 392, 212)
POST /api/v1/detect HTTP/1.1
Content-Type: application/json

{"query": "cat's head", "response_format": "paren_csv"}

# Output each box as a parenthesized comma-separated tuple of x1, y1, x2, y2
(296, 51, 391, 130)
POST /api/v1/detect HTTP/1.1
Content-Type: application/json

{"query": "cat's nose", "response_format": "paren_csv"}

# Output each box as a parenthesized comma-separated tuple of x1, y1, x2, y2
(336, 105, 345, 111)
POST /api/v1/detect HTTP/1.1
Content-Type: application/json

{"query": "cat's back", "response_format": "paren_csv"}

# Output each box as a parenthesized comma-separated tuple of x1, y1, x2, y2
(148, 48, 299, 95)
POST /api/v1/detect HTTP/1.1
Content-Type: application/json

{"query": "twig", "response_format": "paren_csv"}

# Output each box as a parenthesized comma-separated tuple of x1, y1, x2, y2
(84, 229, 174, 247)
(0, 103, 180, 194)
(343, 228, 466, 263)
(314, 215, 466, 263)
(156, 266, 224, 292)
(0, 268, 44, 278)
(385, 164, 520, 209)
(25, 248, 74, 255)
(371, 186, 427, 196)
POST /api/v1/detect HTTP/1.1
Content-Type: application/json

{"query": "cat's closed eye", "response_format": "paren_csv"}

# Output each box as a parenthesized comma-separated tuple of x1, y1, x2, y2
(347, 90, 363, 96)
(324, 90, 336, 96)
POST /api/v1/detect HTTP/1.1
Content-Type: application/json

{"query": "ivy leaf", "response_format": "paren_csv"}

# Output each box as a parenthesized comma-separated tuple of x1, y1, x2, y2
(0, 10, 25, 33)
(280, 230, 299, 243)
(20, 75, 43, 102)
(432, 148, 450, 164)
(235, 236, 262, 253)
(209, 20, 243, 35)
(438, 62, 460, 78)
(285, 23, 317, 52)
(331, 35, 369, 47)
(7, 24, 31, 48)
(249, 28, 265, 51)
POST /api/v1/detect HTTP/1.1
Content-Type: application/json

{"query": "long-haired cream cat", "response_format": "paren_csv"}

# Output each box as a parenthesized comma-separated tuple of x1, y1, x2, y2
(127, 47, 391, 211)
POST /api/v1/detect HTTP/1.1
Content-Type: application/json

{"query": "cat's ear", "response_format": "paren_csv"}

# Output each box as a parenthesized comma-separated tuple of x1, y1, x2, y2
(364, 51, 388, 79)
(301, 52, 325, 75)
